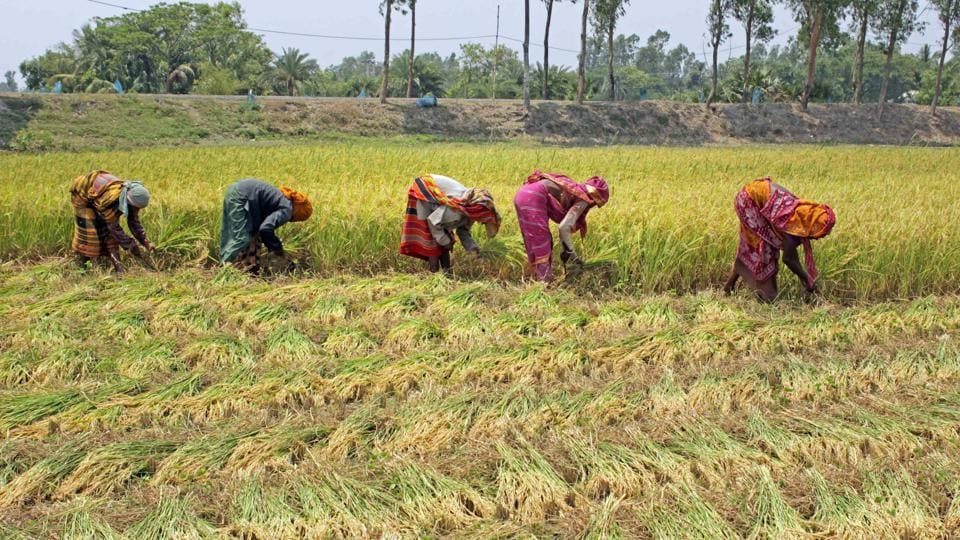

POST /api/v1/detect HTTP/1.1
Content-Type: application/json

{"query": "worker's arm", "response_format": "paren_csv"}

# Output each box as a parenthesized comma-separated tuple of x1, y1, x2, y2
(456, 222, 479, 253)
(259, 207, 292, 254)
(125, 207, 155, 251)
(782, 235, 815, 292)
(427, 220, 454, 249)
(558, 201, 590, 264)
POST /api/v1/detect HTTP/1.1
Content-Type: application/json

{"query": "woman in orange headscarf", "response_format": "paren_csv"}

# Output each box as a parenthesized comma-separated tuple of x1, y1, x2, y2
(219, 178, 313, 274)
(724, 177, 836, 301)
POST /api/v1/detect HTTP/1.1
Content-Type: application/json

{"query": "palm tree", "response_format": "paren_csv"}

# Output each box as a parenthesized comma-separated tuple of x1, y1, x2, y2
(272, 48, 318, 96)
(166, 64, 195, 94)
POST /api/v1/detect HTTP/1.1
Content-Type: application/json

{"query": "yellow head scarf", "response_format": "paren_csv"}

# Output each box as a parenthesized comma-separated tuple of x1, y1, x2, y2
(280, 186, 313, 222)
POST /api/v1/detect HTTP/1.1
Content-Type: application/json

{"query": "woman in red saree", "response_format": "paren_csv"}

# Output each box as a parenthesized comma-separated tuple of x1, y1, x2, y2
(513, 170, 609, 282)
(724, 177, 836, 301)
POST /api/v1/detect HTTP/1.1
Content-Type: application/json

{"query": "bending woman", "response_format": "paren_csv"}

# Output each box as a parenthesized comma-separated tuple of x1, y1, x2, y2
(219, 179, 313, 274)
(724, 177, 836, 301)
(69, 170, 154, 272)
(514, 170, 609, 282)
(400, 174, 501, 274)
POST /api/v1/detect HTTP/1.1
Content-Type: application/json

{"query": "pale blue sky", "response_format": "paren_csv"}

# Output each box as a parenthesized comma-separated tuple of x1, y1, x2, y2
(1, 0, 945, 84)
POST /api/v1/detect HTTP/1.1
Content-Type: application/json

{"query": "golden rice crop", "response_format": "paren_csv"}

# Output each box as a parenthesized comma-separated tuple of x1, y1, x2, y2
(1, 256, 960, 536)
(0, 143, 959, 299)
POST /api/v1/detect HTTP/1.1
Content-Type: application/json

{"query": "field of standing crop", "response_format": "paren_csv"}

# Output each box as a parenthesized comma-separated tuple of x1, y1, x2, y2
(1, 142, 959, 299)
(1, 141, 960, 537)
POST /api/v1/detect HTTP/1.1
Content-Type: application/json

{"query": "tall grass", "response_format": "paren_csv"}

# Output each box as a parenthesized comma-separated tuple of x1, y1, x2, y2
(1, 143, 958, 298)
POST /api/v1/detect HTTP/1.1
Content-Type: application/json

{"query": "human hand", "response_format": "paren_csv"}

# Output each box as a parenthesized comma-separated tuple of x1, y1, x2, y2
(561, 248, 582, 266)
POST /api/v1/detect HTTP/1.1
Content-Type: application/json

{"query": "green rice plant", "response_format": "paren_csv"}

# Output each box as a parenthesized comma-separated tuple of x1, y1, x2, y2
(323, 405, 392, 461)
(390, 461, 494, 531)
(945, 481, 960, 534)
(181, 333, 254, 370)
(224, 424, 330, 476)
(62, 505, 122, 540)
(295, 471, 403, 537)
(0, 443, 86, 507)
(385, 317, 443, 352)
(55, 440, 177, 498)
(745, 414, 797, 461)
(125, 491, 217, 540)
(862, 469, 942, 538)
(642, 483, 738, 539)
(0, 521, 30, 540)
(669, 420, 766, 488)
(0, 379, 138, 433)
(150, 300, 220, 334)
(152, 429, 258, 485)
(806, 468, 875, 537)
(228, 478, 301, 538)
(578, 495, 625, 540)
(116, 338, 184, 378)
(745, 466, 807, 539)
(323, 324, 378, 356)
(495, 438, 576, 524)
(265, 324, 321, 366)
(306, 296, 350, 325)
(568, 437, 653, 499)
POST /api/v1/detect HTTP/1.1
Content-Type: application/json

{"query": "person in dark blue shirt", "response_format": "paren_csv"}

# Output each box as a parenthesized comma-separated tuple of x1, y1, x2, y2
(219, 179, 313, 273)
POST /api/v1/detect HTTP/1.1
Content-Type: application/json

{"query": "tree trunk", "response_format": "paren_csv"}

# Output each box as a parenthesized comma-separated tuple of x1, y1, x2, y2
(577, 0, 589, 104)
(380, 0, 392, 104)
(931, 0, 955, 114)
(852, 6, 869, 105)
(878, 23, 899, 110)
(741, 1, 755, 103)
(543, 0, 554, 100)
(406, 1, 416, 98)
(801, 5, 823, 111)
(523, 0, 531, 110)
(607, 22, 615, 101)
(707, 40, 720, 106)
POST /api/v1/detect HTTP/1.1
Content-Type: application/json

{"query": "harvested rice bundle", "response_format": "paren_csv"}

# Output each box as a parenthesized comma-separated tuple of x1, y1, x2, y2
(55, 440, 177, 499)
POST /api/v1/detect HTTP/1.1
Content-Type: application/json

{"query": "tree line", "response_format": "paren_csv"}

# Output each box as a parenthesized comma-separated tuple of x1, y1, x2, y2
(14, 0, 960, 113)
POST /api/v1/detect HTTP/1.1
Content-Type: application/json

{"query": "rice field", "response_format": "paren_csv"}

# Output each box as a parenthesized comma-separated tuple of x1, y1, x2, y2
(1, 261, 960, 537)
(1, 141, 960, 537)
(0, 142, 958, 299)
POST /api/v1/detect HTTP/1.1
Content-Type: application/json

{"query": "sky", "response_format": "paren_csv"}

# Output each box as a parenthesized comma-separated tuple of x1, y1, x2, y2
(0, 0, 946, 84)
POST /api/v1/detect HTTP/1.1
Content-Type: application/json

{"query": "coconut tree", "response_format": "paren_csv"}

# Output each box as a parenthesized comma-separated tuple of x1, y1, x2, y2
(165, 64, 195, 94)
(272, 48, 318, 96)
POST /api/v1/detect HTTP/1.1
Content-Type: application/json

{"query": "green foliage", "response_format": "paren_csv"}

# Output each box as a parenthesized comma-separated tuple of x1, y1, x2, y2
(19, 2, 272, 94)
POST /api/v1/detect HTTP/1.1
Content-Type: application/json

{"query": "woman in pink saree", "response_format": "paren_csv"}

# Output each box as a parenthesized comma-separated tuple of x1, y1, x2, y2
(513, 170, 610, 282)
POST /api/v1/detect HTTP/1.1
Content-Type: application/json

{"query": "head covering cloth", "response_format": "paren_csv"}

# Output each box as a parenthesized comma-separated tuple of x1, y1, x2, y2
(118, 181, 150, 216)
(525, 170, 610, 238)
(280, 186, 313, 222)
